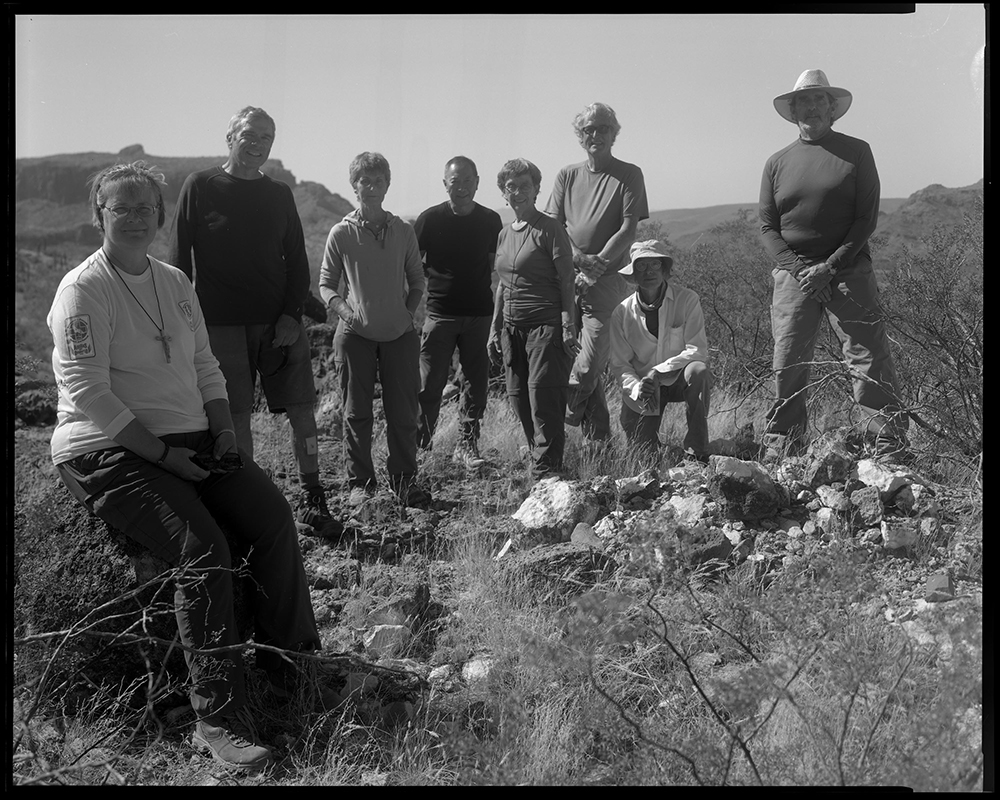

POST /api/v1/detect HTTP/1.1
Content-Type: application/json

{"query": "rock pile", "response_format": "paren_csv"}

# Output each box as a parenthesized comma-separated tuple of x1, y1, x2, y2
(13, 427, 981, 731)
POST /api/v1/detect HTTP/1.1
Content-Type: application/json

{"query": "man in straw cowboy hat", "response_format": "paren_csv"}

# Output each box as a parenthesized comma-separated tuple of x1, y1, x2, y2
(759, 69, 909, 461)
(610, 239, 713, 461)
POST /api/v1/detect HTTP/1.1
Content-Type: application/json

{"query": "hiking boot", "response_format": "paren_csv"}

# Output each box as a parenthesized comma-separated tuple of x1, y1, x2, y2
(873, 436, 916, 466)
(452, 440, 487, 469)
(683, 448, 710, 464)
(393, 481, 433, 509)
(296, 486, 341, 538)
(191, 707, 273, 771)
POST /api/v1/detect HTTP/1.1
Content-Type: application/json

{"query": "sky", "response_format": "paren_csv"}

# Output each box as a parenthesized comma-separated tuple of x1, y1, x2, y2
(14, 8, 987, 218)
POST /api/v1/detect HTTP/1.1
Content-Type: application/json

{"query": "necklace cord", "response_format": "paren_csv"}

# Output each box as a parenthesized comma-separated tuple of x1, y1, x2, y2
(103, 249, 172, 362)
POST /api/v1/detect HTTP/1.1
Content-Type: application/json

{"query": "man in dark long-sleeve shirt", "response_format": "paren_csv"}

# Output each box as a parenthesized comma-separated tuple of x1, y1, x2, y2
(759, 70, 908, 461)
(168, 106, 335, 534)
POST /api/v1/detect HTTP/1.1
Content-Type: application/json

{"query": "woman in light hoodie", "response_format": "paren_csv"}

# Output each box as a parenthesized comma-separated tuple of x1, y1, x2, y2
(320, 152, 430, 508)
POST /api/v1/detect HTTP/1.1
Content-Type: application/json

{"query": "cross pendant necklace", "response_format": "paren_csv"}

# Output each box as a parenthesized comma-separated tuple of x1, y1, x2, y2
(104, 250, 172, 363)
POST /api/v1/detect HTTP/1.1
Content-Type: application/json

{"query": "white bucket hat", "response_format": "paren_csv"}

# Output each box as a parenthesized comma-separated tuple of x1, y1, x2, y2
(619, 239, 673, 276)
(773, 69, 853, 123)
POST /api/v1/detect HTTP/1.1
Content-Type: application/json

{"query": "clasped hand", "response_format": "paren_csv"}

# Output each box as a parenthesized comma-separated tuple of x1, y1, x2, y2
(797, 262, 834, 303)
(162, 430, 239, 482)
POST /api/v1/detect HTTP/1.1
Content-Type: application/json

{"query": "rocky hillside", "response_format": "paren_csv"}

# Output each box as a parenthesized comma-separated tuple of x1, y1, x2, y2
(645, 181, 982, 257)
(14, 145, 356, 274)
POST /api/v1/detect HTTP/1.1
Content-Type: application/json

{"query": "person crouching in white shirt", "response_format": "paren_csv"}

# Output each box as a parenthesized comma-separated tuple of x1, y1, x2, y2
(609, 240, 713, 462)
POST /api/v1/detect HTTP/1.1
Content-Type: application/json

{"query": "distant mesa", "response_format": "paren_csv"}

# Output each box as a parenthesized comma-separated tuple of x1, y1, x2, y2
(14, 148, 981, 269)
(14, 148, 357, 256)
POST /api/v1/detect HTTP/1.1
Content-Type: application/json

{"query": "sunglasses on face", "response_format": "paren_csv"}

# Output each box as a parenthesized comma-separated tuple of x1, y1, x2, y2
(581, 124, 613, 136)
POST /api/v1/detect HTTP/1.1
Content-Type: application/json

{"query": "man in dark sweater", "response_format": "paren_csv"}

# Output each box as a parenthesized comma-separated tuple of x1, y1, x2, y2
(413, 156, 503, 468)
(759, 70, 909, 461)
(168, 106, 335, 534)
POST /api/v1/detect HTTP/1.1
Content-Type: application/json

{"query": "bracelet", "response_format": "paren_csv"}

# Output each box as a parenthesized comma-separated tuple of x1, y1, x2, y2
(214, 428, 236, 441)
(154, 440, 170, 467)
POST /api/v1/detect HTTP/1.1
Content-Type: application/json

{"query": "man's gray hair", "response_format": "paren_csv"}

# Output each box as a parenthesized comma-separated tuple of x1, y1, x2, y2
(226, 106, 276, 144)
(573, 102, 622, 140)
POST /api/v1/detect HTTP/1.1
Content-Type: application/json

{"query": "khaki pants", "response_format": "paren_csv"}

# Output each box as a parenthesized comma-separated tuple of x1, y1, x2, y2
(766, 258, 907, 443)
(566, 272, 627, 441)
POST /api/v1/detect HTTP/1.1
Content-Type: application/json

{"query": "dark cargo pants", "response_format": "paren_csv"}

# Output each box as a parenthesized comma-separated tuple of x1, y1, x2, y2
(417, 314, 491, 448)
(502, 322, 572, 478)
(619, 361, 714, 455)
(335, 327, 420, 490)
(56, 430, 320, 719)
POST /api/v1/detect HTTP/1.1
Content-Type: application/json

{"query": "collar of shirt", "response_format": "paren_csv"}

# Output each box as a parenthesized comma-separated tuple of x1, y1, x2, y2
(636, 282, 669, 312)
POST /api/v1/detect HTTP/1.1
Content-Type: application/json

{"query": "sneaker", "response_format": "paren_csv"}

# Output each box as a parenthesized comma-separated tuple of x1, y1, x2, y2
(452, 440, 487, 469)
(191, 707, 273, 770)
(296, 487, 341, 538)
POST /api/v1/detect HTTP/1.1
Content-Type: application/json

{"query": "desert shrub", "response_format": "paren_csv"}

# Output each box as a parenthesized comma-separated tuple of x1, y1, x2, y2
(677, 210, 775, 395)
(878, 197, 983, 463)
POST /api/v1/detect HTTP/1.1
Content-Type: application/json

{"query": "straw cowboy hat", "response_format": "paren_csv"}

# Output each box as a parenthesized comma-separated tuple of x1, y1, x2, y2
(619, 239, 673, 276)
(773, 69, 853, 123)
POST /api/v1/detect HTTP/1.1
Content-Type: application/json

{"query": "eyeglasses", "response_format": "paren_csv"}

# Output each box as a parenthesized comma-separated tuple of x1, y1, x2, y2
(632, 259, 665, 272)
(503, 181, 536, 197)
(101, 204, 160, 219)
(581, 124, 613, 136)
